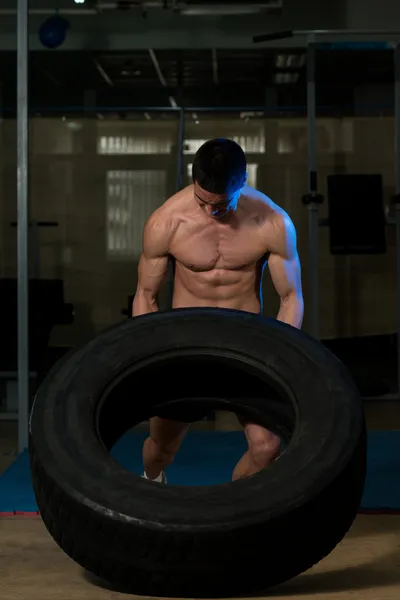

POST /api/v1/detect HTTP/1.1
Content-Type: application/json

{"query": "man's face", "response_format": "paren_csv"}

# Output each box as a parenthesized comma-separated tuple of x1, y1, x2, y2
(193, 183, 242, 219)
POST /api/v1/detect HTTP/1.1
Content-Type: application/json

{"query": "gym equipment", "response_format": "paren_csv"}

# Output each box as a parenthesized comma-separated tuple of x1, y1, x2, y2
(254, 30, 400, 398)
(38, 14, 70, 49)
(29, 308, 366, 597)
(303, 44, 400, 397)
(10, 220, 60, 279)
(0, 279, 74, 417)
(1, 218, 74, 420)
(326, 174, 387, 255)
(303, 45, 400, 397)
(0, 278, 73, 371)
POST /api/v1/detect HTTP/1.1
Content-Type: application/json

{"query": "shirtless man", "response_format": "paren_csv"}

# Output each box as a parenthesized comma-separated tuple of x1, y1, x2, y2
(132, 138, 304, 483)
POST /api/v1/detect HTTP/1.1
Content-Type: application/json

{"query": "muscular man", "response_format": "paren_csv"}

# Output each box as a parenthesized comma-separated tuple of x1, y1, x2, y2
(132, 138, 304, 483)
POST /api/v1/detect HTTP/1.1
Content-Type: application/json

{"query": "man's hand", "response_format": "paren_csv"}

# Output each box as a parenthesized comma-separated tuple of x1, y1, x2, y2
(267, 213, 304, 329)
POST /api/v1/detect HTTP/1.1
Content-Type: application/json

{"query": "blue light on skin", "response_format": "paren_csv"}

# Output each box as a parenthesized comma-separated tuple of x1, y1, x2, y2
(194, 173, 248, 219)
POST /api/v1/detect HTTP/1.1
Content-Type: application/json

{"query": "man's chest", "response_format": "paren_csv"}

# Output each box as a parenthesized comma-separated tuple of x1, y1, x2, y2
(170, 221, 268, 271)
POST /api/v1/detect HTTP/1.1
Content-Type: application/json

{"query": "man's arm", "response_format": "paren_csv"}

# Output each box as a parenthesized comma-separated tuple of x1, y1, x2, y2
(132, 212, 172, 317)
(267, 213, 304, 329)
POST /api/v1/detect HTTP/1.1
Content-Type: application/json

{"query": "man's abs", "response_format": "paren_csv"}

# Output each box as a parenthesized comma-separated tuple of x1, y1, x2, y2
(172, 262, 263, 314)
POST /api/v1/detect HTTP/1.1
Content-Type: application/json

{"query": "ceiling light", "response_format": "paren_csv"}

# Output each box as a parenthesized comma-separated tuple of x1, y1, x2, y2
(66, 121, 83, 131)
(240, 111, 265, 119)
(274, 72, 300, 84)
(276, 54, 305, 68)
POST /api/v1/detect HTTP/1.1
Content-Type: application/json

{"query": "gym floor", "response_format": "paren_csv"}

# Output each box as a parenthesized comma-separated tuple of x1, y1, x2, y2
(1, 402, 400, 600)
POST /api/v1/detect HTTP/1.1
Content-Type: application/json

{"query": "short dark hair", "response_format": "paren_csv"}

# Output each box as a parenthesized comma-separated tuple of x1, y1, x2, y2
(192, 138, 247, 194)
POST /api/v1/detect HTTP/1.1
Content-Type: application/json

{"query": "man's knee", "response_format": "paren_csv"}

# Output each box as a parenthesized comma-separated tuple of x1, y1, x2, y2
(145, 435, 177, 466)
(249, 430, 281, 467)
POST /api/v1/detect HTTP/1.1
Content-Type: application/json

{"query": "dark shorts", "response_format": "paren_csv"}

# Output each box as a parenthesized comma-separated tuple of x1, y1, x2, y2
(154, 403, 212, 424)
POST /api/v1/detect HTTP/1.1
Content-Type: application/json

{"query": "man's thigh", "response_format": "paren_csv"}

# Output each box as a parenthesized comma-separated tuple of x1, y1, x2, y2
(149, 416, 189, 453)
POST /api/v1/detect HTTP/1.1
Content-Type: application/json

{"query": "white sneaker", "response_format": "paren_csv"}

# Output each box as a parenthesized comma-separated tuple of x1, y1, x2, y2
(142, 470, 167, 484)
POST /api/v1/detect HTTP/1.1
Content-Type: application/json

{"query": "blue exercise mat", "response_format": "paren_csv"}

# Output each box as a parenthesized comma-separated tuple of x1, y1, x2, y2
(0, 430, 399, 514)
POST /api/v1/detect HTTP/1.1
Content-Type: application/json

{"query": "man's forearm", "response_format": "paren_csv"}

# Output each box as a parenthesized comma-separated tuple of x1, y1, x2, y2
(276, 294, 304, 329)
(132, 290, 159, 317)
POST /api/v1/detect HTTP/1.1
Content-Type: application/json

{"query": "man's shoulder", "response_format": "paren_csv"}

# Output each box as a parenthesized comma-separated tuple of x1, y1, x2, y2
(144, 186, 191, 243)
(243, 189, 296, 254)
(244, 186, 288, 223)
(155, 185, 192, 216)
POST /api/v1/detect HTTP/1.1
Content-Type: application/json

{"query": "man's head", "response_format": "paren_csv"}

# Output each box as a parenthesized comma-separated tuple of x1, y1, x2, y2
(192, 138, 247, 218)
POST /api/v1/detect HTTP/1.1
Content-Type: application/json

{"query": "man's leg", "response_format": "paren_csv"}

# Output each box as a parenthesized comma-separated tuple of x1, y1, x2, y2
(142, 416, 188, 482)
(232, 417, 281, 481)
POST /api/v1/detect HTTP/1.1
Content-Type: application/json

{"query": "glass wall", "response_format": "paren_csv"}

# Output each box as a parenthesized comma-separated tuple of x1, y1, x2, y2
(1, 108, 396, 358)
(23, 111, 181, 351)
(313, 116, 395, 341)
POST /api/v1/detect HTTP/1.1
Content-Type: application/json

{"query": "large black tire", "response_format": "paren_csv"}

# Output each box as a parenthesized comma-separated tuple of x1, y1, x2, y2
(29, 308, 366, 598)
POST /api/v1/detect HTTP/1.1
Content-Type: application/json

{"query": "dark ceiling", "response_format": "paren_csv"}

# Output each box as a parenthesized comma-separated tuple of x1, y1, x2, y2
(0, 47, 395, 114)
